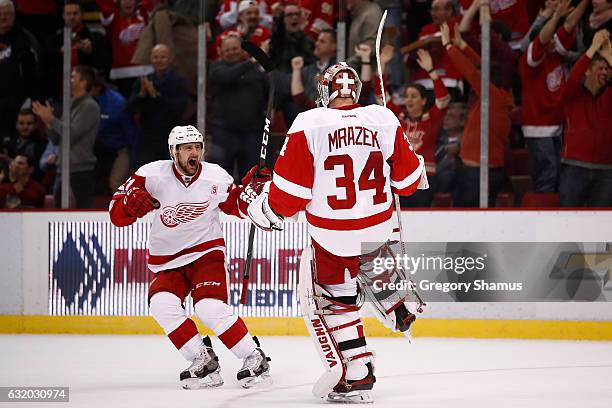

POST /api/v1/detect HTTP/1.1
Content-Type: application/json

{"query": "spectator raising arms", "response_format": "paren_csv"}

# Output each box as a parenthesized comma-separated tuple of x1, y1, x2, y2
(269, 3, 315, 73)
(208, 35, 268, 181)
(412, 0, 463, 94)
(96, 0, 154, 97)
(519, 0, 589, 193)
(440, 22, 513, 207)
(559, 29, 612, 207)
(400, 49, 450, 207)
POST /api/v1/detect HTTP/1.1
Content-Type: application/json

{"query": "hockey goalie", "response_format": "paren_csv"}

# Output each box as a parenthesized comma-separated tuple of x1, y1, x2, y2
(109, 125, 271, 389)
(248, 63, 428, 403)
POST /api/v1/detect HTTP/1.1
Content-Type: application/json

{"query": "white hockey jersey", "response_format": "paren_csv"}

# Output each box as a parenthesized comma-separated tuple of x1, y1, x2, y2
(110, 160, 237, 273)
(268, 104, 427, 257)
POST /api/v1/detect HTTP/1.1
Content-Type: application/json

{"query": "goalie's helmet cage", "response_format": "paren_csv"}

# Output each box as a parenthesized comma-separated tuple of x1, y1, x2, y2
(317, 62, 362, 108)
(168, 125, 205, 164)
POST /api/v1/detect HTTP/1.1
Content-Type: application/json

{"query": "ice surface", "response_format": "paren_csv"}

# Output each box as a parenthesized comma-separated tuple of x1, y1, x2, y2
(1, 335, 611, 408)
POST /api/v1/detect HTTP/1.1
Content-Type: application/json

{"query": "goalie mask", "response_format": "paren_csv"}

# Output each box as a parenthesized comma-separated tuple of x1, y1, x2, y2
(317, 62, 362, 108)
(168, 125, 204, 173)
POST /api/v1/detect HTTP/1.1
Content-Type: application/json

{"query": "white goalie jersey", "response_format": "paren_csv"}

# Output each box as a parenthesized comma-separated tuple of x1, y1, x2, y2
(267, 103, 427, 257)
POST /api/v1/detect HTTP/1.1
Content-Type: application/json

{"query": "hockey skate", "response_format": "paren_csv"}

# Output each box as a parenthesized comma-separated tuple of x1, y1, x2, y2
(325, 363, 375, 404)
(180, 336, 224, 389)
(236, 339, 272, 388)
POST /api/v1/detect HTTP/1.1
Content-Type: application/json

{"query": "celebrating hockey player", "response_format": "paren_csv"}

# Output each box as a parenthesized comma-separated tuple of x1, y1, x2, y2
(248, 63, 428, 403)
(109, 125, 271, 390)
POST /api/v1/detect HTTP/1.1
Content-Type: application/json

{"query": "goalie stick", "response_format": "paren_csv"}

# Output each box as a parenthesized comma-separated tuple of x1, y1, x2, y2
(375, 11, 426, 313)
(240, 40, 275, 305)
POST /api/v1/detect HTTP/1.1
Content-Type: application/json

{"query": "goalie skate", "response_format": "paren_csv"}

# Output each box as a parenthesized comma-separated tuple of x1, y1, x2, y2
(326, 390, 374, 404)
(325, 362, 376, 404)
(236, 347, 272, 388)
(180, 337, 223, 389)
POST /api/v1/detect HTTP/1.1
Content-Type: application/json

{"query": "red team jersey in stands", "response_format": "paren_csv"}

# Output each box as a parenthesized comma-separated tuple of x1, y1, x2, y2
(268, 104, 425, 256)
(96, 0, 153, 79)
(460, 0, 528, 46)
(400, 78, 450, 174)
(109, 161, 242, 272)
(298, 0, 334, 40)
(519, 26, 575, 137)
(414, 17, 463, 89)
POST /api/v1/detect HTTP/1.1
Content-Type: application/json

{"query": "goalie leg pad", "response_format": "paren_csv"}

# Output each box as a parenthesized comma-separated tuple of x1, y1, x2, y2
(299, 246, 375, 398)
(358, 241, 417, 334)
(299, 246, 345, 398)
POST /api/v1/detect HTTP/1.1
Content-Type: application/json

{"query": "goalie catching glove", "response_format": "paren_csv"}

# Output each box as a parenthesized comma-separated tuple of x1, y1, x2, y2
(123, 186, 159, 218)
(247, 181, 284, 231)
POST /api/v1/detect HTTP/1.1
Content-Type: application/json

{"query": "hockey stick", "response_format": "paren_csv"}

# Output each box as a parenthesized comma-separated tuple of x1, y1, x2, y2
(240, 40, 275, 305)
(375, 11, 426, 313)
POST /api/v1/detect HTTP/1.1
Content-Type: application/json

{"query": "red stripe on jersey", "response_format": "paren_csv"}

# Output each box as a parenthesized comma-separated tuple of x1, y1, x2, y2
(148, 238, 226, 265)
(388, 126, 423, 196)
(168, 318, 199, 350)
(269, 181, 309, 217)
(357, 324, 365, 338)
(306, 204, 394, 231)
(272, 130, 314, 193)
(218, 318, 249, 350)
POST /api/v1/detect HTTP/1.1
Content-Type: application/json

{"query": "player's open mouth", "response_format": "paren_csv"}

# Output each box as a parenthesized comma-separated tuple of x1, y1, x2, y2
(188, 159, 197, 167)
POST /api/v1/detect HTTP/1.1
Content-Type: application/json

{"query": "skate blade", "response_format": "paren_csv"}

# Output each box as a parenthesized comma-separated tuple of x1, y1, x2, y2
(182, 372, 224, 390)
(239, 372, 273, 389)
(325, 390, 373, 404)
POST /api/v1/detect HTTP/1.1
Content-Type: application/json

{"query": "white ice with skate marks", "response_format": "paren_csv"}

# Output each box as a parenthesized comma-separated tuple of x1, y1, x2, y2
(1, 335, 612, 408)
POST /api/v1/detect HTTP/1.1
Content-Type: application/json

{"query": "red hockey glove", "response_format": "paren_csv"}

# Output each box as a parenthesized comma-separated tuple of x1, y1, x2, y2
(123, 187, 156, 218)
(241, 164, 273, 186)
(237, 166, 273, 217)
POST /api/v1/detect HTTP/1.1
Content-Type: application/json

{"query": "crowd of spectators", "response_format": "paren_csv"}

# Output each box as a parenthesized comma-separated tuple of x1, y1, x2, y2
(0, 0, 610, 209)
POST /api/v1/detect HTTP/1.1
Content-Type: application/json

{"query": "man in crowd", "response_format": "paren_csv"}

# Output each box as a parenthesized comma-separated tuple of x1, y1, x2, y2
(559, 29, 612, 207)
(208, 35, 268, 181)
(0, 0, 40, 143)
(33, 65, 100, 208)
(44, 0, 111, 99)
(0, 154, 45, 208)
(128, 43, 188, 165)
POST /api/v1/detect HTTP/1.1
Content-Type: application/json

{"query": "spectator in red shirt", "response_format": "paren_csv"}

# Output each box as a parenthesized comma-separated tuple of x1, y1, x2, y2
(96, 0, 154, 97)
(519, 0, 589, 193)
(441, 22, 514, 207)
(400, 49, 450, 207)
(459, 0, 529, 50)
(0, 154, 45, 208)
(411, 0, 463, 96)
(559, 29, 612, 207)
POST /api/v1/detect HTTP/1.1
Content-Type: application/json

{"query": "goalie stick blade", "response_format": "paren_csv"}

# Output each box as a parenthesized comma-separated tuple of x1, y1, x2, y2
(241, 41, 275, 72)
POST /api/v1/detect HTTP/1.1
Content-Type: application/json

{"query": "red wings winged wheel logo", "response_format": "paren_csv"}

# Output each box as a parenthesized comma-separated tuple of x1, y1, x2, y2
(160, 201, 210, 228)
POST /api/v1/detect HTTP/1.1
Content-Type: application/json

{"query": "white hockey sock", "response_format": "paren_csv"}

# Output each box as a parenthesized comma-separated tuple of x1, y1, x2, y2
(149, 292, 202, 361)
(194, 298, 256, 359)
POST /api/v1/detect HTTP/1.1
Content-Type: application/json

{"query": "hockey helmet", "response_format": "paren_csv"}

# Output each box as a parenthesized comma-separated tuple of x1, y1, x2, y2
(168, 125, 204, 162)
(317, 62, 362, 108)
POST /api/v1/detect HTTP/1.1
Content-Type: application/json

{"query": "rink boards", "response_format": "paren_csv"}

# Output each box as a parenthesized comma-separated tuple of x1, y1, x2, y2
(1, 210, 612, 339)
